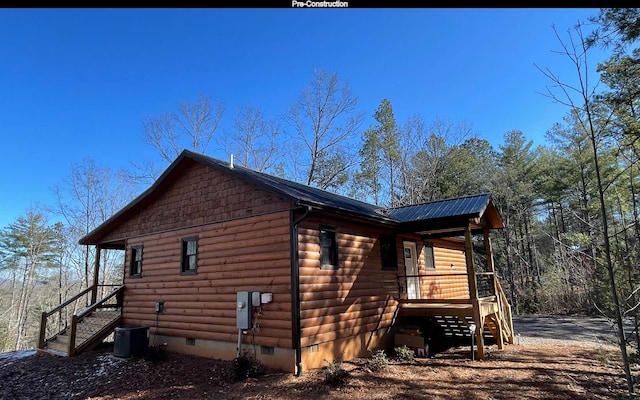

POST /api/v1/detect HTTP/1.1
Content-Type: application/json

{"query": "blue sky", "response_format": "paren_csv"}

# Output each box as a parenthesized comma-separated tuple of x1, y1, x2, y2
(0, 8, 606, 229)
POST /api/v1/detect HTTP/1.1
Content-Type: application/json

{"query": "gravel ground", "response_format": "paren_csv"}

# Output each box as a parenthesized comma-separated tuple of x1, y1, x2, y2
(513, 315, 632, 346)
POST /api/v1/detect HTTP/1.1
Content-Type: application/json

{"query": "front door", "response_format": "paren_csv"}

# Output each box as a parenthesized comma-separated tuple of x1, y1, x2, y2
(403, 241, 420, 299)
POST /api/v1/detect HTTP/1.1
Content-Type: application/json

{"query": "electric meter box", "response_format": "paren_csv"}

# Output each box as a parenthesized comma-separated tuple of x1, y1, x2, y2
(236, 291, 251, 329)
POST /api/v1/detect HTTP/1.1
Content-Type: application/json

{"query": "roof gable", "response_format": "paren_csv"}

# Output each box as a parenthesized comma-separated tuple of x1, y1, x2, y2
(79, 150, 504, 245)
(186, 151, 391, 222)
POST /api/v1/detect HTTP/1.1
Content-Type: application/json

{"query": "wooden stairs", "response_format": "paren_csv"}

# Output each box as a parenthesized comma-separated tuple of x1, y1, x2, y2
(397, 279, 514, 357)
(428, 309, 514, 345)
(400, 302, 513, 345)
(37, 286, 124, 357)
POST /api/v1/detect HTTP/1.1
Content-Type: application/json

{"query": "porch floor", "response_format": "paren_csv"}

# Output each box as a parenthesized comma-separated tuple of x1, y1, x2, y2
(398, 297, 499, 320)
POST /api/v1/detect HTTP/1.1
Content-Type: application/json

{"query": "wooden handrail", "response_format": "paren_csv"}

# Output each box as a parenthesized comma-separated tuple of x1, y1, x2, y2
(397, 273, 470, 278)
(494, 278, 514, 343)
(38, 285, 124, 351)
(43, 287, 92, 318)
(396, 272, 493, 299)
(396, 272, 496, 279)
(76, 286, 124, 319)
(399, 298, 472, 304)
(38, 287, 92, 349)
(67, 286, 123, 356)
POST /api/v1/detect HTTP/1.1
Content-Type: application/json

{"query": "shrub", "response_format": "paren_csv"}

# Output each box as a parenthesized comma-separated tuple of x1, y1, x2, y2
(144, 345, 168, 363)
(232, 352, 265, 381)
(394, 345, 415, 361)
(323, 358, 351, 387)
(366, 349, 389, 371)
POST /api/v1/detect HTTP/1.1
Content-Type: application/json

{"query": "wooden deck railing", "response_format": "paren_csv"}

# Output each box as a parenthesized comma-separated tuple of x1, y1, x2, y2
(476, 272, 496, 298)
(38, 285, 124, 352)
(396, 270, 514, 348)
(396, 272, 497, 299)
(495, 278, 514, 343)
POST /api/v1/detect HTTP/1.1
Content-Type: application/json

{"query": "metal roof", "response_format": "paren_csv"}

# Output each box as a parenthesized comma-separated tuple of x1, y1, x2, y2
(385, 193, 492, 223)
(188, 151, 394, 223)
(79, 150, 503, 245)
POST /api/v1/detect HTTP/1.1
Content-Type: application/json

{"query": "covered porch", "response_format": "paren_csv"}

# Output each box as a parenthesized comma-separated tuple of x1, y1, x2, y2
(387, 194, 514, 359)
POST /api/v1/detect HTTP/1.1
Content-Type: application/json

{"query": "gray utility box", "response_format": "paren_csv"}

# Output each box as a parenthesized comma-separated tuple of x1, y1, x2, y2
(237, 291, 251, 330)
(113, 326, 149, 358)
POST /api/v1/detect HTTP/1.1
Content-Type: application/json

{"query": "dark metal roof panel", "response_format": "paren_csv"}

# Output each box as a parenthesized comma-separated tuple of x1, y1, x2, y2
(189, 151, 393, 222)
(385, 193, 492, 222)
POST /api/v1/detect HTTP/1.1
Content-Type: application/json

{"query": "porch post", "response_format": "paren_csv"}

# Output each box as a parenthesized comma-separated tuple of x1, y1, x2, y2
(464, 226, 485, 359)
(483, 229, 498, 294)
(91, 245, 101, 305)
(484, 229, 505, 349)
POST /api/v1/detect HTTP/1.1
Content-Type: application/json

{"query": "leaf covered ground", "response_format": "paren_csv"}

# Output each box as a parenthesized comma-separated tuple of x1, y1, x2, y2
(0, 338, 636, 400)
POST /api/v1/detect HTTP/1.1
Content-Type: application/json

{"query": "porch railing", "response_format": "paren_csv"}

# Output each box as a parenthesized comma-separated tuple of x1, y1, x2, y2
(38, 284, 124, 351)
(396, 272, 498, 299)
(476, 272, 496, 298)
(494, 278, 514, 343)
(396, 270, 514, 345)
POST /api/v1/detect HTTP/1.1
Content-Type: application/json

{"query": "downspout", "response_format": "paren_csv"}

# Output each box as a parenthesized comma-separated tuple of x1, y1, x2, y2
(291, 204, 312, 377)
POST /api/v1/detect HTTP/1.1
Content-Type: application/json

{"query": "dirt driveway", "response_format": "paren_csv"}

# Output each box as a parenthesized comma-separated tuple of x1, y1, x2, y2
(512, 315, 635, 346)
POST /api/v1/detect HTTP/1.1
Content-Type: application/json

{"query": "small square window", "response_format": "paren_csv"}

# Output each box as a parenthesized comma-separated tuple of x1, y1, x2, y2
(380, 235, 398, 271)
(181, 236, 198, 274)
(130, 245, 143, 277)
(319, 226, 338, 270)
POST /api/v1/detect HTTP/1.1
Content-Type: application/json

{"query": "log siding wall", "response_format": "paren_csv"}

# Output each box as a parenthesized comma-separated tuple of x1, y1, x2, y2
(297, 216, 400, 349)
(420, 238, 469, 299)
(123, 210, 293, 349)
(394, 237, 470, 300)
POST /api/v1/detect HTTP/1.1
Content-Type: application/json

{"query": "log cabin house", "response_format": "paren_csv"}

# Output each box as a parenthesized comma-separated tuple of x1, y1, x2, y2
(37, 149, 513, 374)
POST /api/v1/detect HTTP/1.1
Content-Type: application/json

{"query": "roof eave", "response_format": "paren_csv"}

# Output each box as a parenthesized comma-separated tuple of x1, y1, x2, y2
(294, 199, 399, 226)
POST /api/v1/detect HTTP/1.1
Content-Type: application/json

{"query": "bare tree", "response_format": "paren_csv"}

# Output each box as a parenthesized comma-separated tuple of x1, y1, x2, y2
(221, 105, 281, 172)
(53, 159, 136, 294)
(396, 114, 427, 205)
(537, 23, 634, 393)
(284, 69, 363, 190)
(396, 117, 475, 205)
(133, 93, 225, 182)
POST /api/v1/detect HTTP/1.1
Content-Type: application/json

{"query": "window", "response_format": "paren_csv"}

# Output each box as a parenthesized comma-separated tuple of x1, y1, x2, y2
(319, 226, 338, 269)
(424, 244, 435, 270)
(181, 236, 198, 274)
(380, 235, 398, 271)
(130, 245, 143, 277)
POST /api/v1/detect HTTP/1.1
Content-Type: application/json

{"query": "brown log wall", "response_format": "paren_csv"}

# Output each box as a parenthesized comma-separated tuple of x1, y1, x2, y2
(422, 238, 469, 299)
(297, 216, 400, 349)
(122, 210, 293, 349)
(395, 237, 470, 300)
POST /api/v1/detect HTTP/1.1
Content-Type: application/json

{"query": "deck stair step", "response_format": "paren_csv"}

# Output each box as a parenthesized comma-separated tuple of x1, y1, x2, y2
(37, 286, 124, 357)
